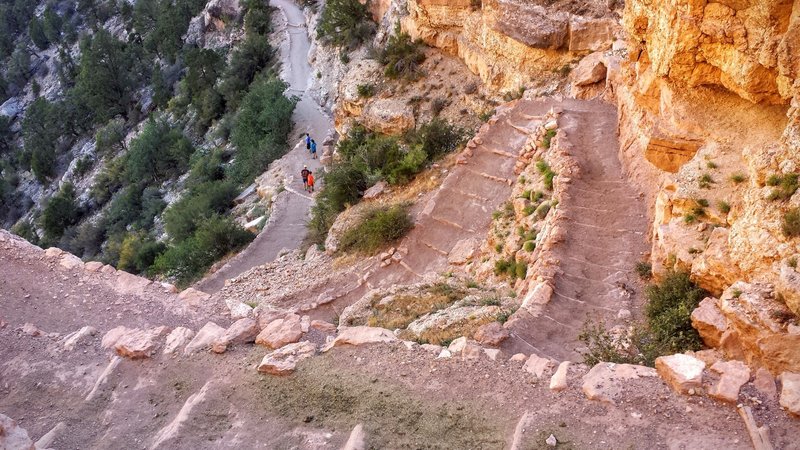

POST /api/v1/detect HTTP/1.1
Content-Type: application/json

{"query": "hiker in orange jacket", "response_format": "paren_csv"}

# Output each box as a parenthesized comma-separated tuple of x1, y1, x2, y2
(306, 171, 315, 193)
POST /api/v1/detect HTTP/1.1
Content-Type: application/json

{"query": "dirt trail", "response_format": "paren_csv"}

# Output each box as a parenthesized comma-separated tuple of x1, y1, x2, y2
(506, 100, 650, 360)
(196, 0, 332, 294)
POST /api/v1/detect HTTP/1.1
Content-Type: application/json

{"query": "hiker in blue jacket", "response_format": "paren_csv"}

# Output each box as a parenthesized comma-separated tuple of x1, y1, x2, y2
(305, 133, 311, 152)
(310, 139, 317, 159)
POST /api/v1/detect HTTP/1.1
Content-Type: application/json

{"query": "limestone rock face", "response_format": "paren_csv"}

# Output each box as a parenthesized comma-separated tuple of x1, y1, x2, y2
(402, 0, 620, 91)
(360, 98, 415, 135)
(655, 354, 705, 394)
(257, 341, 316, 375)
(625, 0, 796, 105)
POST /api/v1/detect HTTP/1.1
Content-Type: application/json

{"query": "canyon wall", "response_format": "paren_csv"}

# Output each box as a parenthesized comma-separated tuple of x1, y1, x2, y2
(399, 0, 621, 91)
(617, 0, 800, 323)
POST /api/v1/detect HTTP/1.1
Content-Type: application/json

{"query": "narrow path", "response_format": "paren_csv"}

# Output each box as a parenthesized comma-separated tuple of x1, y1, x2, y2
(505, 100, 650, 361)
(195, 0, 332, 294)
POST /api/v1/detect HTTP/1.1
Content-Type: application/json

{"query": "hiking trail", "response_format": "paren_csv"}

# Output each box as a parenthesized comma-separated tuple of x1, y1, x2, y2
(196, 0, 332, 294)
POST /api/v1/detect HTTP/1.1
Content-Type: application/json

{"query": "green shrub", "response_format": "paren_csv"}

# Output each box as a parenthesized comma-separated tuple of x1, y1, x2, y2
(782, 207, 800, 238)
(41, 183, 80, 241)
(536, 159, 556, 190)
(730, 172, 747, 184)
(317, 0, 375, 49)
(535, 202, 551, 219)
(698, 173, 714, 189)
(542, 129, 556, 149)
(706, 161, 718, 169)
(228, 76, 296, 184)
(153, 215, 254, 286)
(766, 173, 799, 201)
(406, 118, 465, 161)
(718, 200, 731, 214)
(357, 83, 376, 98)
(379, 25, 426, 81)
(118, 232, 166, 274)
(95, 118, 126, 156)
(163, 180, 239, 242)
(124, 118, 193, 184)
(338, 204, 413, 254)
(218, 33, 276, 111)
(635, 261, 652, 280)
(644, 271, 706, 353)
(23, 97, 62, 183)
(523, 241, 535, 252)
(494, 258, 527, 280)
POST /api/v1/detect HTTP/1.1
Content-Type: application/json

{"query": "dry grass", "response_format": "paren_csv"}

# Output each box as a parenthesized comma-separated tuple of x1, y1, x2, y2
(366, 283, 466, 330)
(406, 313, 497, 346)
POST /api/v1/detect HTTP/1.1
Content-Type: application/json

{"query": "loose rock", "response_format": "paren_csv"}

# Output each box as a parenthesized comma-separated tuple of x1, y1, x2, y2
(655, 354, 705, 394)
(257, 341, 316, 375)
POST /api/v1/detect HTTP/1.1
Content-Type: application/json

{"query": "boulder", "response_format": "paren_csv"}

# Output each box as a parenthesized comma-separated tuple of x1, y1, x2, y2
(582, 362, 658, 404)
(257, 341, 316, 375)
(571, 52, 607, 87)
(448, 336, 468, 355)
(178, 288, 212, 306)
(655, 354, 706, 394)
(473, 322, 510, 346)
(21, 323, 41, 337)
(112, 326, 169, 359)
(447, 238, 480, 265)
(212, 318, 259, 353)
(101, 326, 128, 349)
(322, 326, 398, 351)
(709, 360, 751, 403)
(550, 361, 570, 391)
(361, 99, 415, 135)
(342, 423, 366, 450)
(59, 254, 84, 270)
(779, 372, 800, 416)
(0, 413, 34, 450)
(63, 326, 97, 351)
(114, 271, 152, 295)
(184, 322, 226, 355)
(44, 247, 64, 258)
(568, 17, 617, 52)
(691, 297, 728, 348)
(510, 353, 527, 362)
(461, 341, 482, 360)
(163, 327, 194, 355)
(753, 367, 777, 399)
(362, 181, 388, 200)
(524, 353, 556, 379)
(483, 348, 501, 361)
(84, 261, 104, 272)
(777, 263, 800, 316)
(255, 314, 303, 349)
(310, 320, 337, 333)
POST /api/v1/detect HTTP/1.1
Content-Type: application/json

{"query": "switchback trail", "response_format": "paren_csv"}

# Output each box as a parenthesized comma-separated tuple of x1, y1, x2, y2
(196, 0, 332, 294)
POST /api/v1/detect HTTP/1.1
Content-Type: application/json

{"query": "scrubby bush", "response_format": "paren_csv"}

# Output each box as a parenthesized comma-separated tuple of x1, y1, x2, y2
(338, 204, 413, 254)
(494, 258, 527, 280)
(542, 129, 556, 149)
(782, 207, 800, 238)
(766, 173, 799, 201)
(317, 0, 375, 49)
(118, 232, 166, 274)
(218, 34, 276, 110)
(379, 25, 426, 80)
(228, 76, 296, 184)
(308, 164, 370, 244)
(580, 271, 706, 366)
(124, 118, 194, 184)
(357, 83, 375, 98)
(535, 159, 556, 191)
(24, 97, 62, 183)
(153, 215, 253, 286)
(635, 261, 652, 280)
(95, 118, 126, 156)
(163, 180, 239, 241)
(41, 183, 80, 242)
(644, 270, 706, 353)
